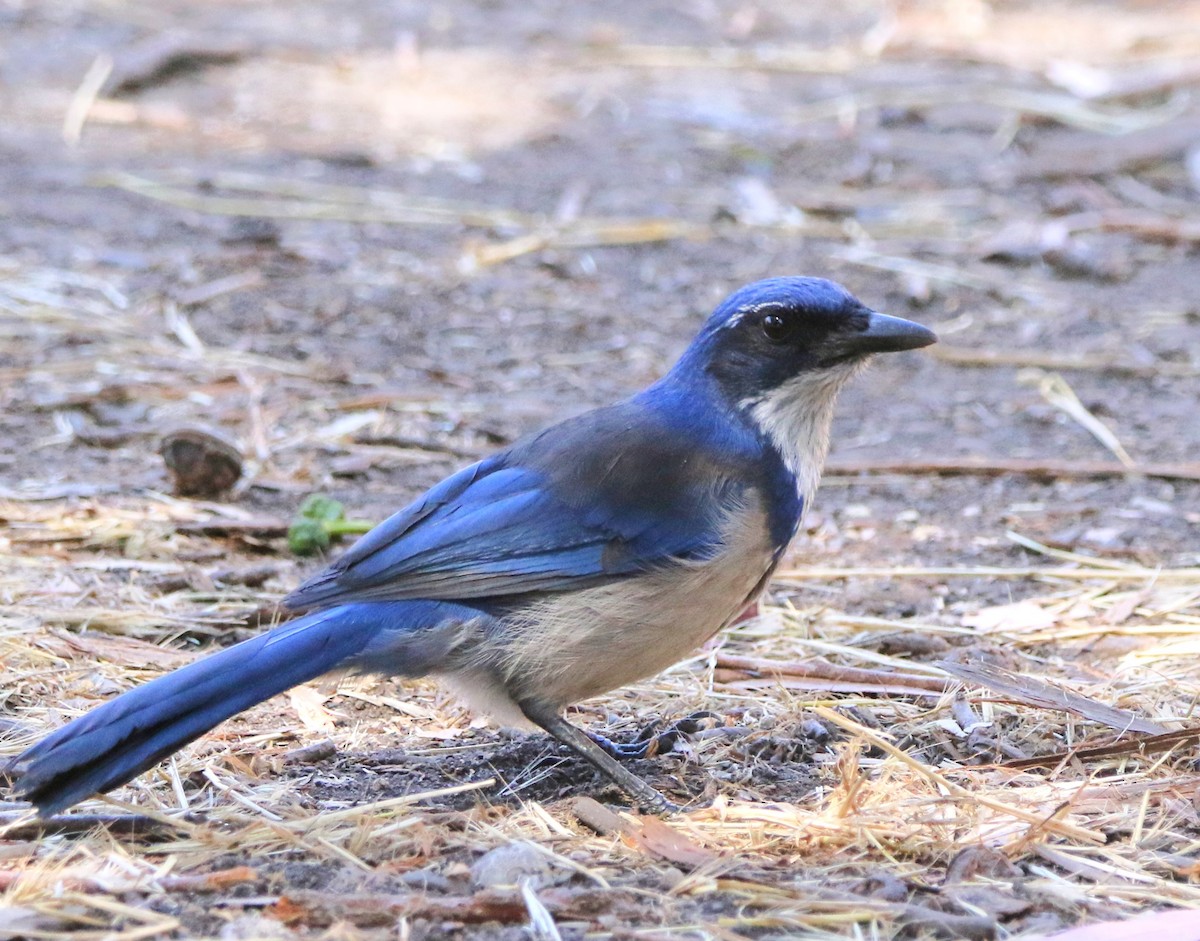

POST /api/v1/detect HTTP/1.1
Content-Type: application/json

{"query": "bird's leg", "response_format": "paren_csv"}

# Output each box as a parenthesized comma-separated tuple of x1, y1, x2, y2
(518, 698, 680, 814)
(588, 710, 723, 760)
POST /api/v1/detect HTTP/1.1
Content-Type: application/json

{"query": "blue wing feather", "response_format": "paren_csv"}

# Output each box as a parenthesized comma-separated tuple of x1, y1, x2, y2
(284, 389, 779, 610)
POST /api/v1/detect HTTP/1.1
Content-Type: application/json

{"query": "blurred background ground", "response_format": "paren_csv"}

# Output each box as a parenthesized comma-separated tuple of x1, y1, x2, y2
(2, 1, 1200, 938)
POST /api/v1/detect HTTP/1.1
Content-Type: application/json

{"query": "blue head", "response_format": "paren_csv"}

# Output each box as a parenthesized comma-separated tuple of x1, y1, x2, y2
(655, 276, 937, 523)
(671, 276, 936, 404)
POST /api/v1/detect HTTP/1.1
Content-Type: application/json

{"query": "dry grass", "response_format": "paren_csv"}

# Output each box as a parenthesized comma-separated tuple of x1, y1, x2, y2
(3, 484, 1200, 938)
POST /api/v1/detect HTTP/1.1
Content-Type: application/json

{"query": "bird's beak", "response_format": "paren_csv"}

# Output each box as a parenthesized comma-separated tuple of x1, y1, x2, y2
(851, 310, 938, 354)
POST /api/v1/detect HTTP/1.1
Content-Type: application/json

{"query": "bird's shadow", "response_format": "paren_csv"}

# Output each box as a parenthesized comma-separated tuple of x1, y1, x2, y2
(283, 722, 831, 814)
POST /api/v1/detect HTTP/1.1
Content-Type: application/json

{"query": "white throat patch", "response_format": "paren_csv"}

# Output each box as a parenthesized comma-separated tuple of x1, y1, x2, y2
(743, 360, 868, 515)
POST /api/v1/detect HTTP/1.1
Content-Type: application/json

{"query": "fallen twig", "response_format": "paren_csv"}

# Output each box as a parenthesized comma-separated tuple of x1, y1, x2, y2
(931, 345, 1200, 379)
(175, 517, 290, 537)
(99, 172, 702, 250)
(282, 739, 338, 765)
(269, 886, 645, 928)
(353, 432, 480, 460)
(159, 866, 261, 893)
(1001, 727, 1200, 771)
(1019, 116, 1200, 179)
(823, 456, 1200, 483)
(712, 653, 949, 695)
(0, 812, 196, 841)
(777, 563, 1200, 582)
(1060, 207, 1200, 245)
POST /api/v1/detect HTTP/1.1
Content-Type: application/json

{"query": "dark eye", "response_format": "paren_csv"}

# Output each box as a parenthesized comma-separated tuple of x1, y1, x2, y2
(761, 311, 794, 342)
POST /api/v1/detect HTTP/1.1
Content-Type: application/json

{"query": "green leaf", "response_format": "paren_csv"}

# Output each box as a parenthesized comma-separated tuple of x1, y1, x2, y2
(297, 494, 346, 524)
(288, 518, 331, 556)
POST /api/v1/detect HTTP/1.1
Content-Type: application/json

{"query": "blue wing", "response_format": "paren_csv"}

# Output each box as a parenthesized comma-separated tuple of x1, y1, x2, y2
(283, 395, 762, 609)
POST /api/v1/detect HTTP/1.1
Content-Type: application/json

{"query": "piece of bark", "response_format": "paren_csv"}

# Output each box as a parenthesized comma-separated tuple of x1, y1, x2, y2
(939, 660, 1168, 735)
(107, 34, 251, 95)
(160, 426, 244, 496)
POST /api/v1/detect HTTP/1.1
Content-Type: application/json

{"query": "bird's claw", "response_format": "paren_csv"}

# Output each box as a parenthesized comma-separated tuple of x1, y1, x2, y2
(639, 794, 684, 815)
(590, 710, 724, 761)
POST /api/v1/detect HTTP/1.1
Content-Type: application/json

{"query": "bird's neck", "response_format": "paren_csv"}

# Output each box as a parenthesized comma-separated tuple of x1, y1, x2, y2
(639, 366, 810, 550)
(737, 361, 868, 516)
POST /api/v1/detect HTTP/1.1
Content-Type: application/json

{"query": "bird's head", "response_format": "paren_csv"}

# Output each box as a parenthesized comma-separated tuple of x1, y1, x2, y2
(677, 276, 937, 403)
(664, 276, 937, 509)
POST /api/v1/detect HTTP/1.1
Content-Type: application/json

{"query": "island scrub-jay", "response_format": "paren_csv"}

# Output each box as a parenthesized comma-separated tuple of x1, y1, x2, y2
(9, 277, 936, 815)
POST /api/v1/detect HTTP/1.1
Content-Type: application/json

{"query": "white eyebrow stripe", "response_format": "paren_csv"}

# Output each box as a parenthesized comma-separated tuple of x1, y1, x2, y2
(721, 300, 793, 330)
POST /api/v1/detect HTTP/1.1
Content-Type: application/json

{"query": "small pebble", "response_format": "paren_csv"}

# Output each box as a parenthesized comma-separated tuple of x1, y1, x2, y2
(800, 719, 830, 741)
(470, 841, 556, 890)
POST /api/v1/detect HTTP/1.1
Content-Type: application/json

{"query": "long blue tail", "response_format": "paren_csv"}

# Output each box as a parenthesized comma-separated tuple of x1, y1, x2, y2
(8, 602, 468, 817)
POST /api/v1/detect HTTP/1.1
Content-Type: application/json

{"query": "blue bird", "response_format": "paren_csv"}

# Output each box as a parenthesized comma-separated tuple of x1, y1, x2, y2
(8, 277, 936, 815)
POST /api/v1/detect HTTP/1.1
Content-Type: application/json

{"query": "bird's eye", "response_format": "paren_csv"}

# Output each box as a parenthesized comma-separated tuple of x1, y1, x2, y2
(760, 312, 794, 343)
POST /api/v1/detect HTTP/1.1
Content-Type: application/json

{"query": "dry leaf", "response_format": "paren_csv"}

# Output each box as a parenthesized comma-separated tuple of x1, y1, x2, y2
(287, 686, 338, 734)
(963, 601, 1057, 633)
(633, 817, 717, 868)
(570, 798, 717, 869)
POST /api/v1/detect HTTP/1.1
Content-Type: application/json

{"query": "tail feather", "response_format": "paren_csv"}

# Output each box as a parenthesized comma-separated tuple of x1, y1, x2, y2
(9, 606, 385, 817)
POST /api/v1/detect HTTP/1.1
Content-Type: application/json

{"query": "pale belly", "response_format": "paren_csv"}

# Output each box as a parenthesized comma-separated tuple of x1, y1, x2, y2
(472, 503, 780, 711)
(512, 563, 771, 705)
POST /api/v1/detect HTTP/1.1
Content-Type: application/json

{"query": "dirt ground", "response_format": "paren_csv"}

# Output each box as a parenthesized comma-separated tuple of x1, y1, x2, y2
(2, 1, 1200, 938)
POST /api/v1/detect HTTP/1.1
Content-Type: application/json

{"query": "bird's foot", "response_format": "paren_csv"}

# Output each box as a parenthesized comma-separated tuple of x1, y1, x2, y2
(588, 710, 722, 761)
(637, 792, 684, 815)
(521, 699, 695, 816)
